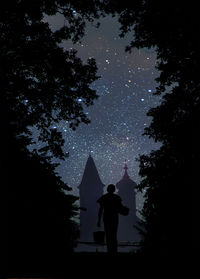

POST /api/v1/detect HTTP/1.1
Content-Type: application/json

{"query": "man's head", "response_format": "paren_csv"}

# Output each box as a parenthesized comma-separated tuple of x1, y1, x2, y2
(107, 184, 116, 193)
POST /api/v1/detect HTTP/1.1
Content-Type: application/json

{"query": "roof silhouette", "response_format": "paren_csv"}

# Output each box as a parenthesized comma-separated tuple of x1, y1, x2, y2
(116, 161, 137, 191)
(78, 155, 105, 243)
(78, 155, 104, 189)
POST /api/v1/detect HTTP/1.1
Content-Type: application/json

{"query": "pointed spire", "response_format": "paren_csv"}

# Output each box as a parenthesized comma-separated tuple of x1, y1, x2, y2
(78, 154, 104, 189)
(123, 160, 129, 179)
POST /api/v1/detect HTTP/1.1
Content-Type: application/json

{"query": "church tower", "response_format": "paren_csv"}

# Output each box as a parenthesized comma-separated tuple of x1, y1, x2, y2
(116, 161, 141, 242)
(78, 155, 105, 242)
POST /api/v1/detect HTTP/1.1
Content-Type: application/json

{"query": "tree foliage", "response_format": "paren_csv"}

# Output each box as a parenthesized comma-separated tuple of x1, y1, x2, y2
(3, 0, 102, 267)
(113, 0, 198, 256)
(8, 135, 79, 267)
(2, 0, 101, 159)
(84, 0, 198, 256)
(5, 0, 198, 263)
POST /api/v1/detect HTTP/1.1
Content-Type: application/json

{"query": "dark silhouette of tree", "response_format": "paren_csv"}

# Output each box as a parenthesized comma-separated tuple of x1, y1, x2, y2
(94, 0, 198, 257)
(3, 1, 100, 158)
(8, 131, 79, 268)
(3, 1, 101, 269)
(59, 0, 198, 258)
(5, 0, 198, 269)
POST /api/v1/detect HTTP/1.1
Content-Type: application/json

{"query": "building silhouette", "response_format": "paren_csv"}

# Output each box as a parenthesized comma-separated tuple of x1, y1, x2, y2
(116, 161, 141, 243)
(78, 155, 141, 246)
(78, 155, 105, 242)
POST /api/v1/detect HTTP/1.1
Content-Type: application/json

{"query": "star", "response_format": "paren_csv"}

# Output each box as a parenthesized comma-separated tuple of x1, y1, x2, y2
(30, 15, 162, 215)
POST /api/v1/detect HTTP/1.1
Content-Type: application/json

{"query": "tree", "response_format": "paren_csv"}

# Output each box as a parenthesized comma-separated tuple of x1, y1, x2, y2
(102, 0, 198, 257)
(74, 0, 198, 257)
(5, 0, 198, 265)
(3, 0, 101, 269)
(2, 0, 100, 158)
(8, 134, 79, 269)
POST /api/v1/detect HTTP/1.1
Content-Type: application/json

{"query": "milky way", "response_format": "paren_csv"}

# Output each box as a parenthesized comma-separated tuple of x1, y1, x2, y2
(32, 15, 161, 212)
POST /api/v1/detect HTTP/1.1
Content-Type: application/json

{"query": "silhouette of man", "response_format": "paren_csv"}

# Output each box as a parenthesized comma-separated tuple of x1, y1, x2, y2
(97, 184, 122, 253)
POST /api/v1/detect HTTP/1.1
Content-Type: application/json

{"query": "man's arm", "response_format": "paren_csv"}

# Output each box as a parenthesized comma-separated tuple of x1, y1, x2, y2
(97, 205, 103, 227)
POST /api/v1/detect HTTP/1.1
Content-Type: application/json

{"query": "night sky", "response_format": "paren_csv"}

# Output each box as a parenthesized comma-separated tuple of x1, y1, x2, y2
(32, 14, 162, 212)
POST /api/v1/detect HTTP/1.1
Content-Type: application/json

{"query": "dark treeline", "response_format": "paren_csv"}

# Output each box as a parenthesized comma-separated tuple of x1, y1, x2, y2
(4, 0, 198, 275)
(4, 0, 99, 271)
(109, 0, 198, 259)
(78, 0, 197, 260)
(8, 130, 79, 266)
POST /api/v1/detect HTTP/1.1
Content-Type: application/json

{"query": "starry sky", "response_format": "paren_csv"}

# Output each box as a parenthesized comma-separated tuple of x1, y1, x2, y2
(32, 14, 162, 212)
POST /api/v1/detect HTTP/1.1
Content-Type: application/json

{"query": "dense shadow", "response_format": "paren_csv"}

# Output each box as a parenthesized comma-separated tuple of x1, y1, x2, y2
(4, 0, 99, 274)
(5, 0, 198, 276)
(7, 252, 191, 277)
(7, 129, 79, 273)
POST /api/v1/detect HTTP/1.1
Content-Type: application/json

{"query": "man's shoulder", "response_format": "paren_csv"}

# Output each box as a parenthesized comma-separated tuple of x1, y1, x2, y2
(97, 193, 122, 203)
(104, 193, 122, 201)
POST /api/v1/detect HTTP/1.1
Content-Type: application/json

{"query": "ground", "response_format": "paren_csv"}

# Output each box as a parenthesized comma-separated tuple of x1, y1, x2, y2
(6, 252, 194, 277)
